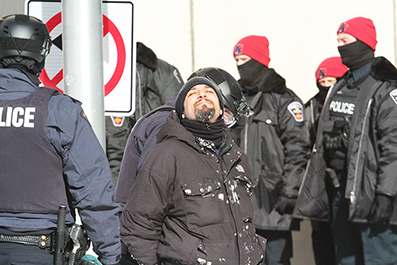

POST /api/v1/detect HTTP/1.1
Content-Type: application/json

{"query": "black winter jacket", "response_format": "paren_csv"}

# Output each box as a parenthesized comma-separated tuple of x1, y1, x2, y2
(120, 112, 266, 265)
(304, 90, 328, 149)
(115, 95, 176, 207)
(294, 57, 397, 225)
(236, 69, 310, 231)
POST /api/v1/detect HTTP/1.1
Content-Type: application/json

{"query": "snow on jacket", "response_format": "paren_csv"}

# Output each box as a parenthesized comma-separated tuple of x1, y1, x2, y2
(294, 57, 397, 225)
(120, 111, 266, 265)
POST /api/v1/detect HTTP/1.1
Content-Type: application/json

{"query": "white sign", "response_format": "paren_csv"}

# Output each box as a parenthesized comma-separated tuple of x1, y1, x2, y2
(25, 0, 136, 116)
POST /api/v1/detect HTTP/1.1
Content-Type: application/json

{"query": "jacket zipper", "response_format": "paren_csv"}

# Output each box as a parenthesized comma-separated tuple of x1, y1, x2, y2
(298, 86, 334, 195)
(136, 69, 142, 118)
(297, 100, 317, 195)
(243, 120, 248, 154)
(298, 153, 312, 195)
(310, 100, 316, 136)
(350, 98, 373, 204)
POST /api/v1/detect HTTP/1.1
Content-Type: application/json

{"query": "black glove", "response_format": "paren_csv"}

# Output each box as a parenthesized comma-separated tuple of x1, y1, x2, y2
(368, 194, 394, 223)
(275, 196, 297, 215)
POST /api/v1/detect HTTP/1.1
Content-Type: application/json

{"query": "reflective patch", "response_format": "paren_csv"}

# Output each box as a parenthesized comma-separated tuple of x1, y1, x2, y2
(287, 102, 304, 122)
(173, 69, 182, 84)
(390, 89, 397, 106)
(111, 116, 125, 127)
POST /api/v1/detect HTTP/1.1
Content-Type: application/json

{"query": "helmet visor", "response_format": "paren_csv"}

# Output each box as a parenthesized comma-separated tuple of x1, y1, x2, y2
(223, 107, 236, 128)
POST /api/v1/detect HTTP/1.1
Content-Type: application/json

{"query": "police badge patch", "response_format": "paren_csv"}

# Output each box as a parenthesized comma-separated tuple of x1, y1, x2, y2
(390, 89, 397, 106)
(287, 102, 304, 122)
(80, 110, 91, 126)
(111, 116, 125, 127)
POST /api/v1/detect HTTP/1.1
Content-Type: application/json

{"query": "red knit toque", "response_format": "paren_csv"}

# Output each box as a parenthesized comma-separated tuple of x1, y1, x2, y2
(315, 57, 348, 83)
(233, 35, 271, 67)
(337, 17, 377, 51)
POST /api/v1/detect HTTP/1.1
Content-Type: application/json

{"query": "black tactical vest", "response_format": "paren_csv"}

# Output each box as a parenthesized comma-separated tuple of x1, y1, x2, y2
(0, 87, 68, 214)
(324, 82, 359, 173)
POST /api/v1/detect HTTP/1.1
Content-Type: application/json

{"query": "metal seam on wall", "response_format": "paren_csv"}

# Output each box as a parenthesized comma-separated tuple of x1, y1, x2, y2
(190, 0, 195, 72)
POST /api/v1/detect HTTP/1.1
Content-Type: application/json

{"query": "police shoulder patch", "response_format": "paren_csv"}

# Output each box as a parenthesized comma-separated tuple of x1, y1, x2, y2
(287, 101, 304, 122)
(389, 89, 397, 106)
(111, 116, 125, 127)
(80, 110, 91, 126)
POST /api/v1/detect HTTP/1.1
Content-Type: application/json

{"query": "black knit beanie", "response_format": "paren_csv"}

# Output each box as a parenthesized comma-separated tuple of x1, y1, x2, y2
(175, 76, 224, 119)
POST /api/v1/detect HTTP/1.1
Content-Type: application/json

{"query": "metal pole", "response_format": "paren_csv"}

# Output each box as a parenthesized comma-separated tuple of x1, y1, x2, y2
(62, 0, 106, 149)
(394, 0, 397, 66)
(189, 0, 195, 72)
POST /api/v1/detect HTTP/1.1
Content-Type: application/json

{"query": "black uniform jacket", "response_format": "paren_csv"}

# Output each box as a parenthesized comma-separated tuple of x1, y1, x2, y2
(239, 69, 310, 231)
(294, 57, 397, 225)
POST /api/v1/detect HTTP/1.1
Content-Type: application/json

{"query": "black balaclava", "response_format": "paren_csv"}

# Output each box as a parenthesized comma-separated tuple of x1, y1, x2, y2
(316, 83, 330, 102)
(237, 59, 270, 91)
(338, 40, 375, 71)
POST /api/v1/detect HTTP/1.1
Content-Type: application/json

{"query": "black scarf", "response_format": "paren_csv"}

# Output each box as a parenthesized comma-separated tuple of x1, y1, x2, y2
(338, 40, 375, 71)
(181, 118, 225, 149)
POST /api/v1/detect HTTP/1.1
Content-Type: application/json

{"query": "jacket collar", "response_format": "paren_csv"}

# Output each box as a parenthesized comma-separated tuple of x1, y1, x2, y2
(257, 68, 287, 94)
(369, 56, 397, 82)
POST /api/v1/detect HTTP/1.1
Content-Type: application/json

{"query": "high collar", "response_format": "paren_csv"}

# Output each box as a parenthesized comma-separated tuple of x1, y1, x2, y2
(369, 56, 397, 82)
(349, 60, 374, 83)
(240, 67, 287, 95)
(0, 69, 39, 100)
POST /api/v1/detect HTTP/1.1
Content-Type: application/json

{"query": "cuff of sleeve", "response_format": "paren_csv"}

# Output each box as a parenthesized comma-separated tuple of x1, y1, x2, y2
(100, 254, 121, 265)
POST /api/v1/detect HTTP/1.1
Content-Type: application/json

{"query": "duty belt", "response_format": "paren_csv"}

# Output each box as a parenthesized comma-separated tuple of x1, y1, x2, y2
(0, 233, 53, 249)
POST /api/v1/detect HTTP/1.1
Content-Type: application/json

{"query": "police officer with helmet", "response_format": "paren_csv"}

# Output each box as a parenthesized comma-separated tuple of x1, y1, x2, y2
(0, 14, 121, 264)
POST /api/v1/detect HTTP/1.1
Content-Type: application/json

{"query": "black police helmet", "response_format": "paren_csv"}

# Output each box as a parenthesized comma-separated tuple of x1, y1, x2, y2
(188, 67, 253, 127)
(0, 14, 51, 64)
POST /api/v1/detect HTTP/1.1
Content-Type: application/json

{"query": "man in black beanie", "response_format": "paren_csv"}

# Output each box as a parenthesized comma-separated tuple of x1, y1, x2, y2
(120, 70, 266, 265)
